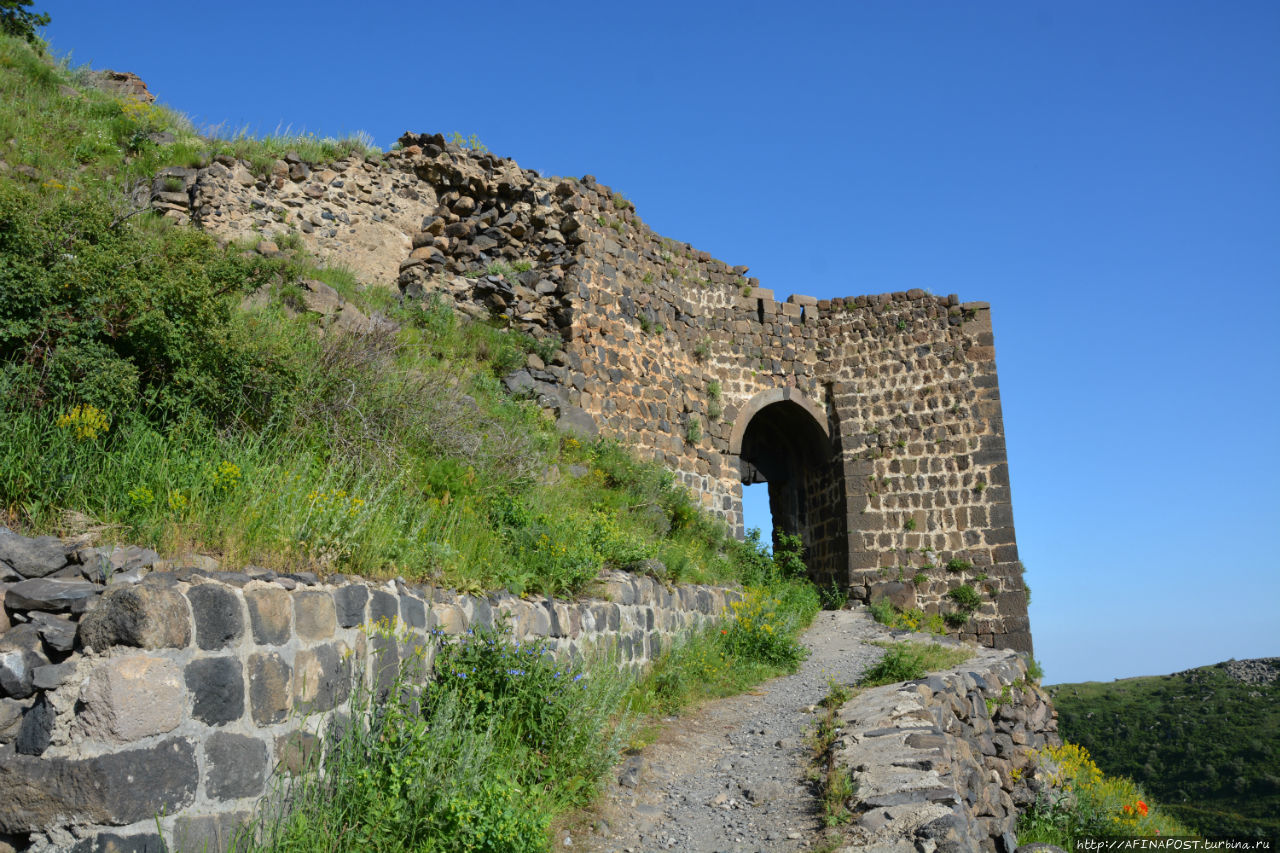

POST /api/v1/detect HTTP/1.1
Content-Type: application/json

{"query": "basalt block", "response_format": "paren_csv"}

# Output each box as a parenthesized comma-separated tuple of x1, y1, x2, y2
(0, 528, 68, 578)
(244, 584, 291, 646)
(247, 651, 292, 725)
(0, 737, 197, 832)
(204, 732, 268, 800)
(185, 657, 245, 726)
(78, 583, 191, 651)
(187, 583, 245, 650)
(293, 590, 337, 640)
(78, 655, 184, 743)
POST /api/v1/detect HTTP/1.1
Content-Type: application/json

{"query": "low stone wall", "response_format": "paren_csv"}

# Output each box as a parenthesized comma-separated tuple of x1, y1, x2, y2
(834, 641, 1059, 852)
(0, 530, 739, 852)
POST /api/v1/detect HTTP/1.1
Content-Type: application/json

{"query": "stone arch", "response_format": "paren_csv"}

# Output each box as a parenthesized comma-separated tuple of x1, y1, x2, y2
(730, 388, 847, 583)
(728, 388, 829, 456)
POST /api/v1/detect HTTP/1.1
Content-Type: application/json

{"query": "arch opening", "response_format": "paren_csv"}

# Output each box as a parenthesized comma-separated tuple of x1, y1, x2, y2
(732, 390, 848, 584)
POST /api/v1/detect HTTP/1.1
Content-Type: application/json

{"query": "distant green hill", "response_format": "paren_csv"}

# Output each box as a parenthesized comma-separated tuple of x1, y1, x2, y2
(1048, 659, 1280, 841)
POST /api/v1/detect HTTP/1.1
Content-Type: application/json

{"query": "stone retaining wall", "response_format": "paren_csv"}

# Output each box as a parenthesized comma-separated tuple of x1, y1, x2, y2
(834, 640, 1059, 852)
(0, 530, 739, 852)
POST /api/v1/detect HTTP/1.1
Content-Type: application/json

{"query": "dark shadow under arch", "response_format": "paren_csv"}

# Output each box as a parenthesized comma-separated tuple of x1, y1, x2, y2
(731, 389, 847, 583)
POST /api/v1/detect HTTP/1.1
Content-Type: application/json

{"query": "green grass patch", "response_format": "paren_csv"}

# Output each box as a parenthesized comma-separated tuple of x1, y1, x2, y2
(627, 542, 820, 717)
(859, 640, 973, 687)
(809, 679, 858, 827)
(866, 599, 946, 634)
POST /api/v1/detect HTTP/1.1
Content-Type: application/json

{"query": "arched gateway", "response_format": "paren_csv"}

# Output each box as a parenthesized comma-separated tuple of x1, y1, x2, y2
(728, 389, 848, 587)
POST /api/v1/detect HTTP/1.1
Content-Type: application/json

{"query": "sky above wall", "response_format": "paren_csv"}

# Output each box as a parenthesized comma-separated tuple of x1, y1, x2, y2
(38, 0, 1279, 685)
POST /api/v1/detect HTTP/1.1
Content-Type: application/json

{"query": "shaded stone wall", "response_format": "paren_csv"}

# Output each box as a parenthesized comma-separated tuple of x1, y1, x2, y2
(835, 637, 1060, 852)
(0, 536, 738, 852)
(166, 131, 1029, 651)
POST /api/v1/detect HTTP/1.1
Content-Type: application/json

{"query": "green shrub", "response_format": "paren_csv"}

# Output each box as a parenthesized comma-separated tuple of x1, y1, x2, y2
(0, 185, 287, 424)
(1017, 742, 1192, 848)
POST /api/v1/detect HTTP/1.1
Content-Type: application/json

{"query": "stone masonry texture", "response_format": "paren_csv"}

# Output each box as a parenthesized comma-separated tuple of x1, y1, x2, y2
(0, 559, 738, 851)
(159, 132, 1030, 653)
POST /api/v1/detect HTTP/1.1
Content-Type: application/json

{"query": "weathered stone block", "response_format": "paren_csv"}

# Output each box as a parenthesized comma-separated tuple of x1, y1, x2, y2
(245, 584, 291, 645)
(171, 811, 251, 853)
(0, 697, 27, 745)
(248, 651, 292, 725)
(79, 655, 183, 742)
(371, 634, 398, 699)
(0, 624, 48, 699)
(78, 583, 191, 651)
(333, 583, 368, 627)
(186, 657, 244, 726)
(5, 577, 100, 612)
(294, 590, 337, 640)
(187, 583, 244, 650)
(71, 832, 166, 852)
(0, 737, 197, 832)
(275, 729, 319, 775)
(293, 643, 350, 712)
(369, 588, 398, 627)
(433, 603, 467, 634)
(0, 527, 68, 578)
(399, 593, 427, 630)
(869, 581, 917, 611)
(205, 732, 267, 800)
(14, 693, 53, 756)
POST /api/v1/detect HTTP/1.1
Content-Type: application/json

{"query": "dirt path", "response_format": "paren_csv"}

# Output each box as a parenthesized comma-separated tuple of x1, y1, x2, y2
(572, 608, 892, 853)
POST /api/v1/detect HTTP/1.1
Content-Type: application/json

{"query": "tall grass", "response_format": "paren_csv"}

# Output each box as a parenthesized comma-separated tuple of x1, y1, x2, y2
(628, 542, 821, 717)
(242, 548, 822, 852)
(241, 622, 633, 852)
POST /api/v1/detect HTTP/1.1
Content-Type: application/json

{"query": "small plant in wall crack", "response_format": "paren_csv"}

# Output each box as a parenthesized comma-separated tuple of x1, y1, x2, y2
(705, 380, 723, 420)
(685, 416, 702, 445)
(947, 584, 982, 611)
(902, 517, 917, 531)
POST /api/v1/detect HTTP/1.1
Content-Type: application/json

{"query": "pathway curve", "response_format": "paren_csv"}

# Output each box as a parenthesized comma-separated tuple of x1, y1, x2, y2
(575, 608, 893, 853)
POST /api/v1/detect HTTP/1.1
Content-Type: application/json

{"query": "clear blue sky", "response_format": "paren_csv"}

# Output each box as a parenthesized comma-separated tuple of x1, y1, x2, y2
(39, 1, 1279, 684)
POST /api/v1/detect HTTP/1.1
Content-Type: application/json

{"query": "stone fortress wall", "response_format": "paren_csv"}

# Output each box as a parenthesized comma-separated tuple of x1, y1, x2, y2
(155, 130, 1029, 652)
(0, 530, 737, 851)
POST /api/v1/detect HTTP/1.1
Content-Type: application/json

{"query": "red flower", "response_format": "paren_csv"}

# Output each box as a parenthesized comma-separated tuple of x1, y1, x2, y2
(1137, 800, 1148, 817)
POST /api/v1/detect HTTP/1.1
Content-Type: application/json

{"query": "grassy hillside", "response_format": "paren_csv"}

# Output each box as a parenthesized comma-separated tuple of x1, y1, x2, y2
(0, 30, 768, 596)
(0, 27, 835, 850)
(1048, 660, 1280, 840)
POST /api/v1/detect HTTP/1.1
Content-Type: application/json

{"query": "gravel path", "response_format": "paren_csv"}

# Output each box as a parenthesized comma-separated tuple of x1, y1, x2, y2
(573, 608, 892, 853)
